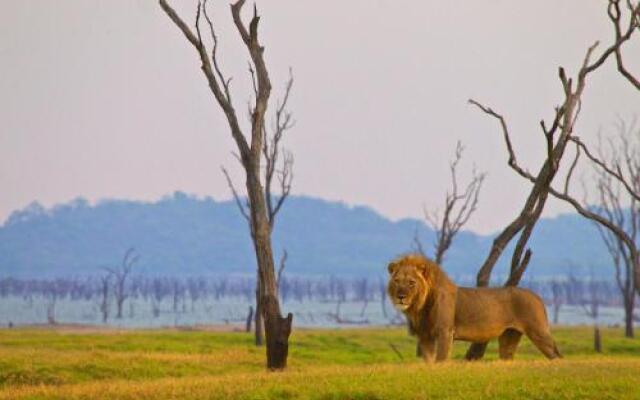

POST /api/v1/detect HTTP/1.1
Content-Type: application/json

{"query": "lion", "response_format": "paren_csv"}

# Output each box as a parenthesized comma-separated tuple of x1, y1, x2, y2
(387, 254, 561, 362)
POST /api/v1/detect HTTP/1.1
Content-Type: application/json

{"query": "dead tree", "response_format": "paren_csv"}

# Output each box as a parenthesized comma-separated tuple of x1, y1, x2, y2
(99, 273, 111, 323)
(353, 278, 370, 317)
(379, 278, 388, 319)
(566, 273, 606, 352)
(277, 250, 291, 303)
(106, 248, 138, 319)
(277, 250, 288, 292)
(465, 0, 640, 359)
(588, 119, 639, 337)
(424, 141, 486, 265)
(549, 279, 564, 325)
(159, 0, 294, 370)
(246, 305, 254, 333)
(44, 281, 58, 325)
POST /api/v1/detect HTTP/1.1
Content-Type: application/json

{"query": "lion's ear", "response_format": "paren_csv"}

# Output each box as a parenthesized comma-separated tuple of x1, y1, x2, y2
(414, 259, 430, 279)
(387, 261, 398, 275)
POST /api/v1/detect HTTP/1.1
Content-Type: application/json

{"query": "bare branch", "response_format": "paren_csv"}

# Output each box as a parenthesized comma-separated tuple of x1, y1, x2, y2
(573, 138, 640, 202)
(202, 0, 233, 103)
(277, 249, 288, 288)
(424, 141, 485, 265)
(411, 226, 427, 257)
(264, 73, 295, 228)
(159, 0, 250, 160)
(221, 166, 251, 223)
(564, 141, 582, 195)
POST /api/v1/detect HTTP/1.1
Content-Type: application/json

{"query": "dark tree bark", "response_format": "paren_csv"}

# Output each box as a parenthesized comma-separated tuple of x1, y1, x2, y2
(254, 276, 264, 346)
(99, 274, 110, 323)
(159, 0, 293, 370)
(246, 306, 254, 333)
(550, 280, 563, 325)
(466, 0, 640, 360)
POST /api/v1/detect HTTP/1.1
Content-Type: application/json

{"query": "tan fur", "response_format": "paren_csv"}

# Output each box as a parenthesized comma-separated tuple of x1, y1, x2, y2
(388, 254, 561, 362)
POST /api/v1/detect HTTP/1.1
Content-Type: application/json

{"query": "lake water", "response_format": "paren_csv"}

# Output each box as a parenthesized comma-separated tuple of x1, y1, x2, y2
(0, 296, 632, 329)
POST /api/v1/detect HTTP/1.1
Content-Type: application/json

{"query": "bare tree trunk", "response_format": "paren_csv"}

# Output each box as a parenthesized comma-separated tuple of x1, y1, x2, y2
(245, 306, 253, 333)
(254, 282, 264, 346)
(116, 297, 124, 319)
(100, 276, 110, 323)
(250, 195, 292, 368)
(106, 248, 138, 320)
(624, 298, 635, 338)
(46, 298, 56, 325)
(594, 325, 602, 353)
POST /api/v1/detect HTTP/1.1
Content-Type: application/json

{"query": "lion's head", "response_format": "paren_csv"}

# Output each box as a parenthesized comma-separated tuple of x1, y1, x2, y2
(387, 254, 433, 312)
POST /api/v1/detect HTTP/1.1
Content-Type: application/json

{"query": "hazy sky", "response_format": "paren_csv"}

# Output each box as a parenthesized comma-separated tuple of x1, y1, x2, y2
(1, 1, 638, 233)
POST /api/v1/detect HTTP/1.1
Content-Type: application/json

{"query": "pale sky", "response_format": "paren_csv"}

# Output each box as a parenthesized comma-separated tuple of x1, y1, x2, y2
(1, 1, 638, 233)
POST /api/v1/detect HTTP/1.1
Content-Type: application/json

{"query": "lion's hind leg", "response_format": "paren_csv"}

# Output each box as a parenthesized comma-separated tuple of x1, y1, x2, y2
(525, 328, 562, 359)
(498, 328, 522, 360)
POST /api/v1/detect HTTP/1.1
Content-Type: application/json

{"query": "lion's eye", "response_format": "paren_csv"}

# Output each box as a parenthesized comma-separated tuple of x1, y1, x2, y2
(409, 281, 416, 287)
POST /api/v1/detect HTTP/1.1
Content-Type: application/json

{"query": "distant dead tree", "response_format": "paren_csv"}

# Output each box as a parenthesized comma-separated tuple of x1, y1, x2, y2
(277, 250, 288, 292)
(353, 278, 370, 317)
(566, 272, 608, 352)
(186, 277, 205, 312)
(465, 0, 640, 360)
(245, 305, 254, 333)
(379, 278, 388, 319)
(587, 118, 639, 337)
(278, 251, 291, 304)
(43, 281, 59, 325)
(170, 278, 186, 313)
(98, 273, 111, 323)
(105, 248, 138, 319)
(159, 0, 294, 370)
(423, 141, 486, 265)
(549, 279, 564, 325)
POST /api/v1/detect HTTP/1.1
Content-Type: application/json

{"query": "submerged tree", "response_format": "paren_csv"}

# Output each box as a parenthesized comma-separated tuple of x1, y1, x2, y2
(98, 273, 111, 323)
(565, 272, 611, 352)
(159, 0, 294, 370)
(105, 248, 138, 319)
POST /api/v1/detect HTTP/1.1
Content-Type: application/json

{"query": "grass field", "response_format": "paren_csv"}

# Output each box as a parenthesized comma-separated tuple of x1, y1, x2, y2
(0, 325, 639, 399)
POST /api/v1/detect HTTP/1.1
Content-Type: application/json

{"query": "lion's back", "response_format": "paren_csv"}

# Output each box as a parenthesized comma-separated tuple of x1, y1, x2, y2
(453, 286, 549, 342)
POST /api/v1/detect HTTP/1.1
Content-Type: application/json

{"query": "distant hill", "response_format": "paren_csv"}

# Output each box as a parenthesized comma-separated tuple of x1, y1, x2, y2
(0, 193, 612, 279)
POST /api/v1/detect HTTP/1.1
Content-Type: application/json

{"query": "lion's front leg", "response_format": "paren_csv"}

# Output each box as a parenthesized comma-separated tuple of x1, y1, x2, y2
(419, 337, 436, 363)
(435, 329, 454, 362)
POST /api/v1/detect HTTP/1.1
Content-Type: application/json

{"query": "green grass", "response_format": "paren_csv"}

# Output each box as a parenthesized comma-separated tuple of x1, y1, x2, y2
(0, 326, 638, 399)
